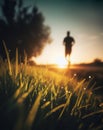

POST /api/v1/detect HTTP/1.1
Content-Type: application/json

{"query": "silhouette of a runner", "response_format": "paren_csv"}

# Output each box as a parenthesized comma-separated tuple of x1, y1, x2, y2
(63, 31, 75, 57)
(63, 31, 75, 66)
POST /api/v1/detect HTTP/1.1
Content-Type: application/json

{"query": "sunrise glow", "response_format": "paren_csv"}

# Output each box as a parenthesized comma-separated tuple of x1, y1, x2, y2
(27, 0, 103, 65)
(55, 58, 68, 68)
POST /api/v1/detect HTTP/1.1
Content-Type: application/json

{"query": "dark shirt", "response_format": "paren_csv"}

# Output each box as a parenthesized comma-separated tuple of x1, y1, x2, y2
(64, 36, 74, 48)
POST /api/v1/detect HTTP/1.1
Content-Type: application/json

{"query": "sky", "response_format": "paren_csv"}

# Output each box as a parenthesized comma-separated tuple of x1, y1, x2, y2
(30, 0, 103, 65)
(2, 0, 103, 65)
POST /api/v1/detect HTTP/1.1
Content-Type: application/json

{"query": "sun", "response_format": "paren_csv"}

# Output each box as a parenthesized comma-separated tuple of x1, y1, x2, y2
(57, 64, 67, 68)
(55, 58, 68, 68)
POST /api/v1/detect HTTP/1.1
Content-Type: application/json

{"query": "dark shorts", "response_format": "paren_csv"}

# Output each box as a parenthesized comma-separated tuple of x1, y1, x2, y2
(65, 47, 72, 56)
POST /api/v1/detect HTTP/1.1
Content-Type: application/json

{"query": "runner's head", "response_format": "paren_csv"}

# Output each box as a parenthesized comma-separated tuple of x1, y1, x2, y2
(67, 31, 70, 36)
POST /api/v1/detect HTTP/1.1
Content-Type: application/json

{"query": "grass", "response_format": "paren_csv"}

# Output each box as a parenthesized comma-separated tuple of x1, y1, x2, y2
(0, 44, 103, 130)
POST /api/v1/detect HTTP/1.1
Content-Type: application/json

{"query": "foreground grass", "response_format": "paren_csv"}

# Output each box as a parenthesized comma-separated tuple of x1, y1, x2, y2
(0, 44, 103, 130)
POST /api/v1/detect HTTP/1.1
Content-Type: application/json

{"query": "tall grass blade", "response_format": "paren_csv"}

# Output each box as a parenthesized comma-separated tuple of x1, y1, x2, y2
(82, 109, 103, 119)
(41, 101, 51, 109)
(59, 93, 72, 119)
(15, 48, 18, 77)
(3, 41, 12, 75)
(24, 50, 27, 67)
(24, 92, 42, 130)
(17, 87, 34, 103)
(45, 104, 65, 118)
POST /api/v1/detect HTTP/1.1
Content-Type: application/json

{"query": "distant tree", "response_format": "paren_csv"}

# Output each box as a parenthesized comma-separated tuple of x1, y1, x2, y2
(0, 0, 51, 61)
(93, 58, 103, 65)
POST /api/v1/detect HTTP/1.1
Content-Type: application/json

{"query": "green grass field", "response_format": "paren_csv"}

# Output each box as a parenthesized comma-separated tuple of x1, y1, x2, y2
(0, 44, 103, 130)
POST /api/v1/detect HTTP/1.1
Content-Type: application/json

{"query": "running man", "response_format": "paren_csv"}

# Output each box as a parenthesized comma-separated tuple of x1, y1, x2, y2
(63, 31, 75, 58)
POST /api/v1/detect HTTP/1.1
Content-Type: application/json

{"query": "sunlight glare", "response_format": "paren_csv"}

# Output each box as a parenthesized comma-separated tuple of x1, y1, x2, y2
(56, 58, 68, 68)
